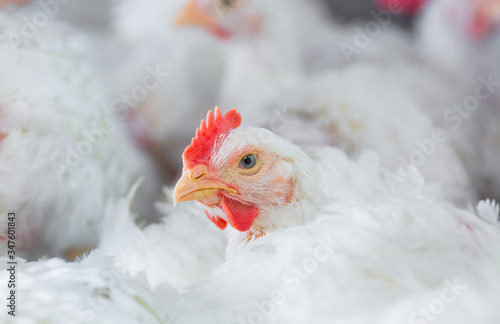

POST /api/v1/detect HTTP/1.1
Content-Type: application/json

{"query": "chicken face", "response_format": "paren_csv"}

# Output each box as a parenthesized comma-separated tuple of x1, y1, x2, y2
(173, 107, 319, 234)
(174, 0, 262, 39)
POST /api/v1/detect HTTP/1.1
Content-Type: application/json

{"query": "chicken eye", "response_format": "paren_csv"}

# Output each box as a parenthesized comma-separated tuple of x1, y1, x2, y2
(216, 0, 242, 10)
(239, 154, 257, 169)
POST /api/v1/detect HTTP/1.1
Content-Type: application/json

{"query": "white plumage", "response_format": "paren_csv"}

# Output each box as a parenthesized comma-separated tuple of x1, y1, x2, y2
(3, 138, 500, 323)
(416, 0, 500, 201)
(111, 0, 225, 178)
(0, 12, 160, 259)
(267, 63, 474, 204)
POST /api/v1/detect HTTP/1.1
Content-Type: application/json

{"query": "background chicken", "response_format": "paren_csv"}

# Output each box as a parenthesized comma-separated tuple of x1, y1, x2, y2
(0, 10, 161, 260)
(174, 0, 418, 117)
(111, 0, 225, 181)
(414, 0, 500, 203)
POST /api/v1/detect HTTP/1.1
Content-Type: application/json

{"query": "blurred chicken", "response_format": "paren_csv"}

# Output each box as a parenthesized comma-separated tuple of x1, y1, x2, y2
(3, 0, 114, 30)
(4, 0, 123, 96)
(111, 0, 225, 181)
(7, 107, 500, 324)
(414, 0, 500, 201)
(174, 0, 417, 121)
(0, 249, 174, 324)
(0, 12, 161, 260)
(112, 0, 421, 180)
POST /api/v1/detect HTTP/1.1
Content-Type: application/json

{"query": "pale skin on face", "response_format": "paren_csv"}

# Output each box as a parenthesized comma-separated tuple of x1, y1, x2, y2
(174, 138, 297, 235)
(210, 144, 295, 206)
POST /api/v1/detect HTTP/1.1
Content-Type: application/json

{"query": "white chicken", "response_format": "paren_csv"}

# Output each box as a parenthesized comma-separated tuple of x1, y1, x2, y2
(415, 0, 500, 202)
(0, 11, 161, 260)
(173, 0, 426, 114)
(0, 250, 173, 324)
(2, 0, 114, 30)
(3, 107, 500, 324)
(172, 107, 482, 251)
(111, 0, 225, 180)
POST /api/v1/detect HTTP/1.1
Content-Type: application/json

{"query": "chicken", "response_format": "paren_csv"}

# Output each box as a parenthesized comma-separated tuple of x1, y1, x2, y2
(172, 108, 476, 254)
(111, 0, 225, 180)
(3, 0, 114, 30)
(172, 0, 318, 122)
(6, 107, 500, 324)
(415, 0, 500, 201)
(173, 0, 422, 116)
(0, 250, 172, 324)
(173, 107, 327, 250)
(5, 0, 124, 95)
(0, 11, 161, 260)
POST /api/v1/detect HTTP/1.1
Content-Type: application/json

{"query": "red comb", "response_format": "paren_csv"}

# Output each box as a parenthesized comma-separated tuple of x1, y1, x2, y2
(183, 107, 242, 169)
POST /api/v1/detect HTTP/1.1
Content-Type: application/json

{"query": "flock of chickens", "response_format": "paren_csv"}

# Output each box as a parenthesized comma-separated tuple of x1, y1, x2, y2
(0, 0, 500, 323)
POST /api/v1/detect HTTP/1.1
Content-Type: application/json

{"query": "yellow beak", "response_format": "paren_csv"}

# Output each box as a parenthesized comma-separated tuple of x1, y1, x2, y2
(173, 0, 231, 38)
(173, 169, 237, 205)
(174, 0, 216, 28)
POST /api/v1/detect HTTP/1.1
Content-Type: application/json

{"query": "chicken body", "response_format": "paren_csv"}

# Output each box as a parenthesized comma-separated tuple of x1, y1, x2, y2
(176, 0, 418, 120)
(111, 0, 225, 180)
(416, 0, 500, 201)
(173, 108, 481, 251)
(0, 250, 172, 324)
(0, 12, 160, 259)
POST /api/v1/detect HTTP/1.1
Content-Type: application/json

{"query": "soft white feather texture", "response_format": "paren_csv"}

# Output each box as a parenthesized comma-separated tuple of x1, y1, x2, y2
(0, 12, 161, 259)
(2, 142, 500, 323)
(258, 64, 474, 204)
(169, 145, 500, 323)
(0, 251, 173, 324)
(100, 186, 226, 291)
(416, 0, 500, 201)
(111, 0, 225, 176)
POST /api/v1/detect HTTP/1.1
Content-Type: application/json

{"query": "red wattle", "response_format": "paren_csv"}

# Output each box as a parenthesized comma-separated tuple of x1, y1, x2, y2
(209, 26, 232, 40)
(221, 196, 259, 232)
(204, 210, 228, 230)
